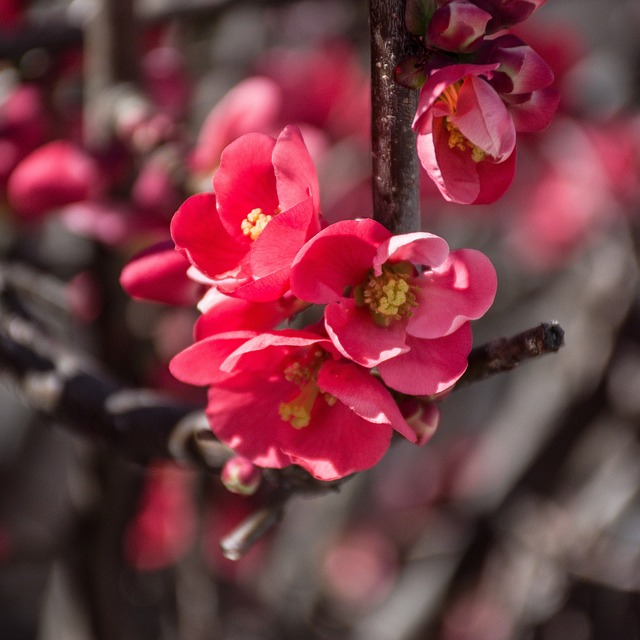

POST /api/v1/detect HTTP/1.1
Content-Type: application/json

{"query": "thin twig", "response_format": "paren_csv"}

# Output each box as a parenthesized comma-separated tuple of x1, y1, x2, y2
(456, 322, 565, 389)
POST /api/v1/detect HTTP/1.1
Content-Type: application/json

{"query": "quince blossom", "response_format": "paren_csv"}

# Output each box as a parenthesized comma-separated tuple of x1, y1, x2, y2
(171, 125, 321, 302)
(413, 38, 558, 204)
(166, 126, 321, 304)
(290, 218, 497, 396)
(170, 329, 418, 481)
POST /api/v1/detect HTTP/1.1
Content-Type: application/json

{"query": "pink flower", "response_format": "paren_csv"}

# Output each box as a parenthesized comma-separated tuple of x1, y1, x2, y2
(290, 219, 497, 395)
(170, 329, 417, 481)
(171, 125, 321, 301)
(190, 77, 282, 176)
(413, 38, 558, 204)
(413, 63, 517, 204)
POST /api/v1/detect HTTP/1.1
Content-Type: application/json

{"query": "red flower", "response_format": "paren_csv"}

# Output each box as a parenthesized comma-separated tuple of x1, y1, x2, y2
(170, 329, 417, 480)
(171, 125, 321, 301)
(290, 219, 497, 395)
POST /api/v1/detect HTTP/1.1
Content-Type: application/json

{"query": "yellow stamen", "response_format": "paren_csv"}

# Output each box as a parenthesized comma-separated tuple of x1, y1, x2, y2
(437, 81, 488, 163)
(279, 382, 320, 429)
(241, 208, 272, 240)
(355, 261, 418, 327)
(241, 207, 279, 241)
(279, 348, 332, 429)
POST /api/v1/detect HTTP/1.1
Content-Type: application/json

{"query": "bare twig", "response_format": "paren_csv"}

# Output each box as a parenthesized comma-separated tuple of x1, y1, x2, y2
(456, 322, 565, 389)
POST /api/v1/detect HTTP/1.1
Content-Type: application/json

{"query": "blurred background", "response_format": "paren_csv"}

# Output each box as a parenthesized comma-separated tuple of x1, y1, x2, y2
(1, 0, 640, 638)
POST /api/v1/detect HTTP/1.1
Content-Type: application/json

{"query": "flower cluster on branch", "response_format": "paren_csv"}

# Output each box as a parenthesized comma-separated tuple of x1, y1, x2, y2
(122, 124, 497, 481)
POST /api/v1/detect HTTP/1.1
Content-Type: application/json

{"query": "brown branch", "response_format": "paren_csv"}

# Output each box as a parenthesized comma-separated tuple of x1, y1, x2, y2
(370, 0, 421, 234)
(456, 322, 565, 389)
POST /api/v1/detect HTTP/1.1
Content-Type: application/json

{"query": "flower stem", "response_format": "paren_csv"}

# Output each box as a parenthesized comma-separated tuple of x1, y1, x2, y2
(370, 0, 421, 234)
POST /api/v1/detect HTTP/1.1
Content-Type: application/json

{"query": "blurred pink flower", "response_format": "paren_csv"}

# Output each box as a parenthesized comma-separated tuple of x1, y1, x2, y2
(7, 140, 103, 220)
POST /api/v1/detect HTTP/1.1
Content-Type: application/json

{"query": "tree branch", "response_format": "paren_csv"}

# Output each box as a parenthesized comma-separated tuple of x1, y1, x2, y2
(456, 322, 565, 388)
(370, 0, 421, 234)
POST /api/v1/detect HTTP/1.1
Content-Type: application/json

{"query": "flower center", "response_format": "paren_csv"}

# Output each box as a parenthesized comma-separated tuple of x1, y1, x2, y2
(437, 81, 487, 163)
(444, 120, 486, 162)
(278, 348, 335, 429)
(240, 206, 280, 241)
(354, 261, 418, 327)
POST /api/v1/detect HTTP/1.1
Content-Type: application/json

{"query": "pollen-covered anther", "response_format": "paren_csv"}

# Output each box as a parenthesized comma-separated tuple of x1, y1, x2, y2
(279, 381, 319, 429)
(279, 348, 331, 428)
(357, 262, 418, 326)
(241, 207, 273, 241)
(445, 120, 486, 162)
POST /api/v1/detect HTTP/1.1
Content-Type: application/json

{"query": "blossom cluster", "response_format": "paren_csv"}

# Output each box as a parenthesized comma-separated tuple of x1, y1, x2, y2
(122, 125, 497, 481)
(400, 0, 559, 204)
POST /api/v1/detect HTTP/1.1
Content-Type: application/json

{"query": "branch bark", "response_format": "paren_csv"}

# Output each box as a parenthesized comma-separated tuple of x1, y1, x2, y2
(370, 0, 421, 234)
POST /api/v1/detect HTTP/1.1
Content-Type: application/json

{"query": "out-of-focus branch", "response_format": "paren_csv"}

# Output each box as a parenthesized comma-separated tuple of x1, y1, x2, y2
(370, 0, 421, 234)
(456, 322, 565, 389)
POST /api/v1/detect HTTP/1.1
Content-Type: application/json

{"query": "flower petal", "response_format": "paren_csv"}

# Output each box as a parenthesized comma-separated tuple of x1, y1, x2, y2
(452, 76, 515, 161)
(318, 360, 417, 442)
(290, 218, 390, 303)
(408, 248, 497, 338)
(374, 232, 450, 273)
(281, 401, 392, 480)
(206, 378, 294, 469)
(169, 331, 257, 385)
(170, 192, 247, 278)
(213, 132, 279, 237)
(120, 240, 201, 306)
(377, 325, 472, 395)
(273, 125, 321, 220)
(324, 299, 409, 367)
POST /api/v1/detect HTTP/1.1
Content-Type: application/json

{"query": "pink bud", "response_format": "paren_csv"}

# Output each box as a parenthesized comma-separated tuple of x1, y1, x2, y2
(426, 0, 491, 53)
(221, 456, 262, 496)
(7, 141, 102, 220)
(399, 398, 441, 445)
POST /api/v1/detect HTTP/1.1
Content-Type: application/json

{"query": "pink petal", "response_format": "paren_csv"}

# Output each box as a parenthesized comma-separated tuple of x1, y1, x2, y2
(194, 293, 296, 339)
(418, 119, 516, 204)
(250, 197, 316, 278)
(170, 192, 247, 278)
(120, 240, 201, 306)
(169, 331, 257, 386)
(222, 267, 290, 302)
(408, 249, 497, 339)
(324, 300, 409, 367)
(318, 360, 417, 442)
(413, 63, 500, 131)
(290, 218, 390, 303)
(213, 133, 279, 237)
(206, 378, 294, 469)
(221, 329, 331, 372)
(273, 125, 321, 220)
(452, 76, 515, 161)
(374, 232, 450, 274)
(377, 326, 473, 395)
(281, 401, 392, 480)
(506, 86, 560, 132)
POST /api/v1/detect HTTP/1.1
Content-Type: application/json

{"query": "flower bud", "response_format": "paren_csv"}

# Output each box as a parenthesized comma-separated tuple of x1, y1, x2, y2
(398, 398, 441, 445)
(221, 456, 262, 495)
(426, 0, 491, 53)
